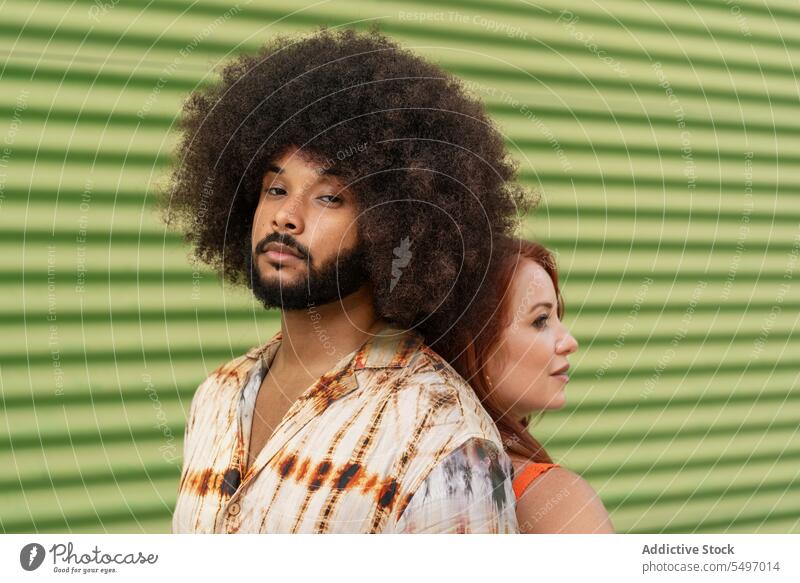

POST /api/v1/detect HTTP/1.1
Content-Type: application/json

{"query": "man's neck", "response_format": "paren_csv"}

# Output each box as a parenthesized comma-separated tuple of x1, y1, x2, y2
(271, 285, 388, 375)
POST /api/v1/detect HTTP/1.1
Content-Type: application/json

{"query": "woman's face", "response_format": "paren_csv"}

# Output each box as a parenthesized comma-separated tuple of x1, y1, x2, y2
(485, 258, 579, 420)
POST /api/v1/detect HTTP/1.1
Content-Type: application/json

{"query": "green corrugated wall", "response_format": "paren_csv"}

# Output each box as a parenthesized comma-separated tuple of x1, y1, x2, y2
(2, 0, 798, 533)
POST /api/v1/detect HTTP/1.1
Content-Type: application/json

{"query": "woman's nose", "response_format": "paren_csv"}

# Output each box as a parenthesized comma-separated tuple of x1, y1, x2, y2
(557, 330, 579, 355)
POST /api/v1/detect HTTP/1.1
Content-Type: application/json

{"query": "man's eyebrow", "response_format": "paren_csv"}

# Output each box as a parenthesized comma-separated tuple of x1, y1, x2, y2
(264, 164, 336, 177)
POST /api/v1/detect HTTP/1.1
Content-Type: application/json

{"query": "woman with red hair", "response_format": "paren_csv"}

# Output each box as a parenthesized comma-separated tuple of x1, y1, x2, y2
(428, 236, 614, 533)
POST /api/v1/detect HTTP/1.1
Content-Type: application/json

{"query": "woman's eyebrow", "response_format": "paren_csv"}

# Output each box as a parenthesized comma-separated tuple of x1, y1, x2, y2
(527, 301, 554, 314)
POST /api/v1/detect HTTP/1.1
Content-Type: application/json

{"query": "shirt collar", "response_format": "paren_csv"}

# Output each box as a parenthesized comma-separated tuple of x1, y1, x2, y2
(243, 321, 424, 371)
(233, 322, 426, 486)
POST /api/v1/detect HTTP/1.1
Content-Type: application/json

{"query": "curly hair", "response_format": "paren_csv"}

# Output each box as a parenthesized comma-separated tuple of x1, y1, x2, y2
(159, 25, 534, 335)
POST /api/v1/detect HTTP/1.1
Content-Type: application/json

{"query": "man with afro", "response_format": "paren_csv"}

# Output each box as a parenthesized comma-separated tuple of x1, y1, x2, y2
(163, 26, 531, 533)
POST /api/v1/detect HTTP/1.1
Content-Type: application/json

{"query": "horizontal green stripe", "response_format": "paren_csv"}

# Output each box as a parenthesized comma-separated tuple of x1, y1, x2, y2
(3, 300, 797, 328)
(4, 418, 794, 454)
(545, 419, 799, 449)
(606, 478, 800, 512)
(2, 504, 170, 534)
(9, 139, 800, 171)
(7, 98, 800, 140)
(5, 441, 795, 494)
(9, 230, 800, 254)
(8, 190, 800, 227)
(4, 335, 796, 368)
(582, 449, 800, 481)
(0, 464, 179, 494)
(2, 379, 794, 412)
(520, 170, 800, 192)
(7, 0, 800, 80)
(4, 54, 798, 110)
(2, 269, 793, 287)
(7, 187, 800, 224)
(0, 345, 249, 367)
(642, 507, 800, 534)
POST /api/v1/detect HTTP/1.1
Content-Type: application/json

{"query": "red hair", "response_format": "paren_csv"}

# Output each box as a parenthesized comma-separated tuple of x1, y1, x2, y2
(427, 236, 565, 463)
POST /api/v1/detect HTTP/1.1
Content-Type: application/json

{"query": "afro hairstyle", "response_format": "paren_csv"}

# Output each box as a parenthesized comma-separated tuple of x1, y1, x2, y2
(160, 25, 534, 343)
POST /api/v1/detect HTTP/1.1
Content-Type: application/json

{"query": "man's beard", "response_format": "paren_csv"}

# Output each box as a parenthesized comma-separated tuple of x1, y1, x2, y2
(246, 235, 369, 311)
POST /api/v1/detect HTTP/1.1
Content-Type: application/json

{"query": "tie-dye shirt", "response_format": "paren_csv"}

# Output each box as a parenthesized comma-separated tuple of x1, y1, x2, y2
(171, 323, 518, 533)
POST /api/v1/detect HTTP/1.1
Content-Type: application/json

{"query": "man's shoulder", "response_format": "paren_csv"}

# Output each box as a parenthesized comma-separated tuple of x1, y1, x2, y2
(379, 340, 502, 444)
(381, 342, 517, 533)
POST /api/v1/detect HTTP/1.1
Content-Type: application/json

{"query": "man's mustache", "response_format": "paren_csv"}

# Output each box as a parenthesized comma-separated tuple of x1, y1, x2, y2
(255, 233, 310, 260)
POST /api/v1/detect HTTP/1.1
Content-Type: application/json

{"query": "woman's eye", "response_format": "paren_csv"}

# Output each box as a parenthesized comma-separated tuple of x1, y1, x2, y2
(265, 187, 286, 196)
(532, 313, 549, 329)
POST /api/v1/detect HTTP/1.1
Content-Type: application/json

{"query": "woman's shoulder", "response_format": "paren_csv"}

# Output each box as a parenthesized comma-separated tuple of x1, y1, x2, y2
(514, 464, 615, 534)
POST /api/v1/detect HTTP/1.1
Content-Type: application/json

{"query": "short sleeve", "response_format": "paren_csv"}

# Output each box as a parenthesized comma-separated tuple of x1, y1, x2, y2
(174, 376, 207, 498)
(393, 437, 519, 534)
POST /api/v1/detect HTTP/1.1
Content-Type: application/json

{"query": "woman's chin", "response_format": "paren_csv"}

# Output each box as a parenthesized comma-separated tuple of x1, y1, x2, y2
(543, 389, 567, 410)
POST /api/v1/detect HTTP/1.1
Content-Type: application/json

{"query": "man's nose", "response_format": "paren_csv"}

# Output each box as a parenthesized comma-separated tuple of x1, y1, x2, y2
(272, 193, 304, 234)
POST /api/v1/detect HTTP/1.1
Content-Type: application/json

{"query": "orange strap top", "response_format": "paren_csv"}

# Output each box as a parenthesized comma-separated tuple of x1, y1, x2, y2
(512, 463, 560, 500)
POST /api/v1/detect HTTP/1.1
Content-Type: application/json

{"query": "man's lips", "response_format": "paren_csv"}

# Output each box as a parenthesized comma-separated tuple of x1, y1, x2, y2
(264, 242, 303, 261)
(265, 251, 299, 263)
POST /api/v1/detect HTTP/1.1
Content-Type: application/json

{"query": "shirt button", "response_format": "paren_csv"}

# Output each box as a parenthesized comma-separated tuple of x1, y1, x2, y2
(228, 502, 241, 516)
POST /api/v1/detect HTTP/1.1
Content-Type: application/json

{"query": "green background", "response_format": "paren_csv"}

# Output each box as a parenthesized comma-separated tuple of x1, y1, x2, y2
(2, 0, 798, 533)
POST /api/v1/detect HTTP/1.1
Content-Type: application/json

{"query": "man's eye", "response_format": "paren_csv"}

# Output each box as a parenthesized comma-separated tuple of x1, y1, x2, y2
(318, 195, 342, 205)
